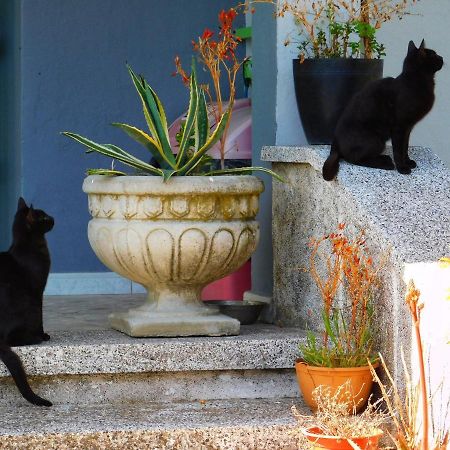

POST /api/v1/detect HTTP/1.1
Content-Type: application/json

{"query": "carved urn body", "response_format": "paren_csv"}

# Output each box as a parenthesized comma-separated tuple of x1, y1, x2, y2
(82, 175, 264, 337)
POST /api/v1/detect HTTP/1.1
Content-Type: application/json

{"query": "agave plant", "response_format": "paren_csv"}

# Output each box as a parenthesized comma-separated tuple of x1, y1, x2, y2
(63, 62, 281, 182)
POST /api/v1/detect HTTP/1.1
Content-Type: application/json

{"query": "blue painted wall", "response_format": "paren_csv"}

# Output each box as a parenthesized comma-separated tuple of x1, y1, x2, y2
(250, 3, 276, 297)
(4, 0, 243, 272)
(0, 0, 21, 250)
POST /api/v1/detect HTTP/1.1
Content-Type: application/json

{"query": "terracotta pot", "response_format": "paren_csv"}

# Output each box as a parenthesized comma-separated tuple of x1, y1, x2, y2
(302, 427, 383, 450)
(295, 360, 378, 413)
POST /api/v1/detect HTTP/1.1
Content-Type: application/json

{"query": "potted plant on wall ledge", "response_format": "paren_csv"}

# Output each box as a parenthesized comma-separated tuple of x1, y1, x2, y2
(276, 0, 418, 144)
(62, 61, 281, 338)
(295, 223, 384, 413)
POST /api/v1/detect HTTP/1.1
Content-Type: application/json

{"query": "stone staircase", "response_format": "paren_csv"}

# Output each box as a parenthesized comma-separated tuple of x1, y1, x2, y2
(0, 295, 308, 449)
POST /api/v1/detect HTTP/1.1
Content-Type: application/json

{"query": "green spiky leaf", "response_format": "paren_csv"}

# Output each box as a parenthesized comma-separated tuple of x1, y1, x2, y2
(62, 132, 164, 176)
(111, 122, 165, 168)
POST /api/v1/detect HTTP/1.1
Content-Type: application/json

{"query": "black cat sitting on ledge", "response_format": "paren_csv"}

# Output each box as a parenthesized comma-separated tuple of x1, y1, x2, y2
(0, 198, 54, 406)
(323, 40, 443, 181)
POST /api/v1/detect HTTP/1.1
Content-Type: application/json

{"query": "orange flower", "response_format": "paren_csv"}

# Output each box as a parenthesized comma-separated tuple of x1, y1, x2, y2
(201, 28, 214, 41)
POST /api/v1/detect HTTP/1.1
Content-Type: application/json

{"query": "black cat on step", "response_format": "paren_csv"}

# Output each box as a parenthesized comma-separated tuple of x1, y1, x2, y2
(323, 40, 443, 181)
(0, 198, 54, 406)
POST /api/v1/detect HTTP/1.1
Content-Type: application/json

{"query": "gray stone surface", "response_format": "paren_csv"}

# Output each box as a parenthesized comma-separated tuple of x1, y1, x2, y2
(0, 398, 306, 449)
(109, 306, 241, 338)
(0, 369, 299, 406)
(44, 294, 146, 332)
(262, 145, 449, 263)
(0, 295, 297, 378)
(0, 323, 306, 378)
(0, 295, 309, 448)
(262, 145, 450, 424)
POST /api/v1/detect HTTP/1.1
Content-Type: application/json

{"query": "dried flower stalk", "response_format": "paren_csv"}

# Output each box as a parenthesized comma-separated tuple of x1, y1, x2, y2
(174, 7, 244, 169)
(301, 223, 383, 367)
(264, 0, 418, 59)
(292, 380, 387, 448)
(369, 282, 450, 449)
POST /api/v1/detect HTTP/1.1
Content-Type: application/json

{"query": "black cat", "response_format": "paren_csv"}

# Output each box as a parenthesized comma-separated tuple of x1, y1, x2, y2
(323, 40, 443, 181)
(0, 198, 54, 406)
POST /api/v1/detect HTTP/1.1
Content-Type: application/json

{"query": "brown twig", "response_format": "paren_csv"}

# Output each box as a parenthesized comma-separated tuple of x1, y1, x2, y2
(406, 281, 428, 450)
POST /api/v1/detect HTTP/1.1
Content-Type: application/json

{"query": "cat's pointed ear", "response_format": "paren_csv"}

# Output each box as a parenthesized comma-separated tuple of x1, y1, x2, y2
(419, 39, 426, 50)
(26, 208, 35, 225)
(17, 197, 28, 211)
(408, 40, 417, 54)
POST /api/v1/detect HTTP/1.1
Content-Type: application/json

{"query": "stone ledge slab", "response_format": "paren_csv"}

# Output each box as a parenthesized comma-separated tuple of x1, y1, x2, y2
(0, 369, 299, 406)
(262, 145, 449, 263)
(0, 398, 304, 449)
(0, 325, 307, 377)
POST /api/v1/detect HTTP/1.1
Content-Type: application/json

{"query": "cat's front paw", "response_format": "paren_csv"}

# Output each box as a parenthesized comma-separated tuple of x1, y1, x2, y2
(379, 155, 395, 170)
(406, 158, 417, 168)
(397, 165, 412, 175)
(42, 333, 50, 341)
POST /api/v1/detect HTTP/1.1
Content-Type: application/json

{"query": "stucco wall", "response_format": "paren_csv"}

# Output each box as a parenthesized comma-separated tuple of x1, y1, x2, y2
(274, 1, 450, 168)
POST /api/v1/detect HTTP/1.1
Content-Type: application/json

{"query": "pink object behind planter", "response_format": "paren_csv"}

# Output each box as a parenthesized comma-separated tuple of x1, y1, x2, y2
(201, 260, 251, 301)
(168, 98, 253, 302)
(168, 98, 252, 160)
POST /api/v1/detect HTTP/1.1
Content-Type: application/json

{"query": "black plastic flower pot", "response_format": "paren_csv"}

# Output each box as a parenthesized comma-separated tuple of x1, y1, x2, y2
(293, 58, 383, 144)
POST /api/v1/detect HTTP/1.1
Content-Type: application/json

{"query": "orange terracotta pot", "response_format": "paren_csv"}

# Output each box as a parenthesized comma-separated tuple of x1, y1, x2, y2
(295, 360, 378, 413)
(302, 426, 383, 450)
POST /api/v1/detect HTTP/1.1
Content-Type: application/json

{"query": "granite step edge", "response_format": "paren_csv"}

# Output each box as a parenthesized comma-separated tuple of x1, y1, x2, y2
(0, 397, 306, 450)
(0, 325, 307, 377)
(0, 368, 299, 406)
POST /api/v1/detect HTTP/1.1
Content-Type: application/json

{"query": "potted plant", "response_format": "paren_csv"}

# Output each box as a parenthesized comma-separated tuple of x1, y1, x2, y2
(296, 223, 383, 412)
(292, 381, 386, 449)
(276, 0, 417, 143)
(174, 7, 255, 303)
(174, 7, 244, 169)
(62, 62, 281, 338)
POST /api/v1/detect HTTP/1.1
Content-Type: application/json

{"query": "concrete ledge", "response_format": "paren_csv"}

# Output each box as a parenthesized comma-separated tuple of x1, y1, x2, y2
(0, 369, 299, 406)
(262, 145, 449, 263)
(0, 325, 306, 377)
(0, 398, 304, 449)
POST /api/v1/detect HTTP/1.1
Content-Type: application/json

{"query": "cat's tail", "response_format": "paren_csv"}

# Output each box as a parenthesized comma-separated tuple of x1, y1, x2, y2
(0, 343, 52, 406)
(322, 140, 341, 181)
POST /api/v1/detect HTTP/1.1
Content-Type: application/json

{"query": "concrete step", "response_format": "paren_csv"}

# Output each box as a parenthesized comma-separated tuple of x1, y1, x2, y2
(0, 397, 306, 449)
(0, 295, 307, 406)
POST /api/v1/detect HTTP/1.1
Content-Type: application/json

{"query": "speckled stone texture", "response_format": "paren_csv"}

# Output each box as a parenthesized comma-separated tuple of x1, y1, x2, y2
(0, 296, 308, 448)
(262, 145, 450, 425)
(0, 295, 306, 406)
(0, 325, 306, 377)
(0, 398, 306, 449)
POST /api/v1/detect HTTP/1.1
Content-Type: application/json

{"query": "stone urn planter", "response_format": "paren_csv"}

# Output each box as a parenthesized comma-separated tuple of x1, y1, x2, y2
(82, 174, 264, 337)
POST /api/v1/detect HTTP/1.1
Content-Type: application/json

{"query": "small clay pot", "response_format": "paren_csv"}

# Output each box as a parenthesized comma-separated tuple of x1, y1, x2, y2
(295, 360, 379, 413)
(302, 426, 383, 450)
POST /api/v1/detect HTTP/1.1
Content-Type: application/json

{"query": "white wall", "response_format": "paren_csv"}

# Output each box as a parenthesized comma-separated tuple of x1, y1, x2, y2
(275, 1, 450, 168)
(275, 12, 305, 145)
(378, 0, 450, 168)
